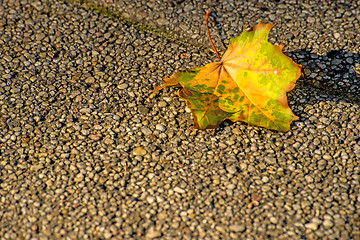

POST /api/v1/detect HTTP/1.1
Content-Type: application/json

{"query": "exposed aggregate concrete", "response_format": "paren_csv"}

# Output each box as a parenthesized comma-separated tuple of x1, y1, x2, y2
(0, 0, 359, 239)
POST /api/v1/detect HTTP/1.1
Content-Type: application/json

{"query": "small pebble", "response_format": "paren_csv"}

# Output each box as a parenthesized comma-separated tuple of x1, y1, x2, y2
(229, 224, 245, 232)
(173, 187, 186, 194)
(132, 147, 147, 156)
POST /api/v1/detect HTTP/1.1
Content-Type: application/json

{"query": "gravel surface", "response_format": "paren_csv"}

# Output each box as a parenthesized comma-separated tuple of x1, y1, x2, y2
(1, 0, 360, 239)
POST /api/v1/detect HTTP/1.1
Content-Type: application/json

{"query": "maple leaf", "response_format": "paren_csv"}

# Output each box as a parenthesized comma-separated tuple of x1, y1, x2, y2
(154, 12, 302, 132)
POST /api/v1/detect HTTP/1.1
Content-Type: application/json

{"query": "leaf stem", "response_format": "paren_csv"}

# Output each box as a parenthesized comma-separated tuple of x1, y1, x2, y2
(206, 10, 221, 61)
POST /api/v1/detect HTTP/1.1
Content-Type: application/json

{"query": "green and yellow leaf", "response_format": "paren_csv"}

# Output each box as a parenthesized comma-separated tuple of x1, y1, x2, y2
(154, 22, 302, 132)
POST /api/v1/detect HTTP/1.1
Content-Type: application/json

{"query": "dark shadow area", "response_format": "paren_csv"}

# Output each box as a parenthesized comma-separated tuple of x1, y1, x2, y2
(286, 49, 360, 103)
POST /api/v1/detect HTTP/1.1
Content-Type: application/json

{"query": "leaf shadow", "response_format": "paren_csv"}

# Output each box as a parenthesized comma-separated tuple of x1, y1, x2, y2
(285, 48, 360, 104)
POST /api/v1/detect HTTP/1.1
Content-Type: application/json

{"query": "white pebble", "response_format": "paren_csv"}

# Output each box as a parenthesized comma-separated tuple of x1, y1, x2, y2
(173, 187, 186, 194)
